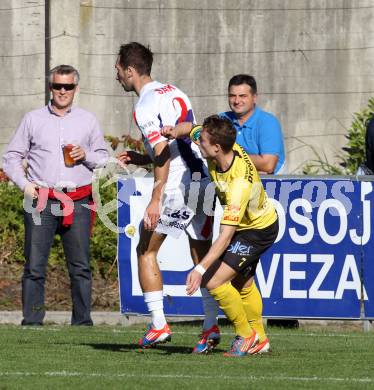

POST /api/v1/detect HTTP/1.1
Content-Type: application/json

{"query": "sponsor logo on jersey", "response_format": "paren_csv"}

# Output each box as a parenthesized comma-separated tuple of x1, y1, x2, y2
(147, 130, 162, 144)
(239, 146, 254, 183)
(227, 241, 253, 255)
(223, 215, 239, 222)
(226, 205, 240, 213)
(155, 84, 176, 94)
(140, 120, 157, 131)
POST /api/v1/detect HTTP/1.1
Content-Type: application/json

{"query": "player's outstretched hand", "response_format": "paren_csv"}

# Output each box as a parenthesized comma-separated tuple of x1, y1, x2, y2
(186, 269, 202, 296)
(117, 151, 152, 166)
(117, 151, 131, 164)
(161, 126, 177, 139)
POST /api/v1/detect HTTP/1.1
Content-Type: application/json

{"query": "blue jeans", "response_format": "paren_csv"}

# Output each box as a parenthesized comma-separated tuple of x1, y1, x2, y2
(22, 196, 93, 325)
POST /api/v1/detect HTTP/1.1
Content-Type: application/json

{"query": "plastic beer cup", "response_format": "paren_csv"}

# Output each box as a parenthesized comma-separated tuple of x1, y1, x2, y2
(62, 142, 76, 167)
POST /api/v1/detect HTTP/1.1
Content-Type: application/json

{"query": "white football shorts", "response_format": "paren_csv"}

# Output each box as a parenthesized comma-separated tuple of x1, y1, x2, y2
(155, 173, 215, 241)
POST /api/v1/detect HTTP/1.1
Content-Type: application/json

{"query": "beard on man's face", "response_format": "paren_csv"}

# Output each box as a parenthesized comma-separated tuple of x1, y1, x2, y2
(117, 75, 133, 92)
(121, 83, 134, 92)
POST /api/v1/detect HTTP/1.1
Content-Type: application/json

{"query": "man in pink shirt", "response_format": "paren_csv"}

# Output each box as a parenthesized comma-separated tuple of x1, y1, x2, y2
(3, 65, 108, 326)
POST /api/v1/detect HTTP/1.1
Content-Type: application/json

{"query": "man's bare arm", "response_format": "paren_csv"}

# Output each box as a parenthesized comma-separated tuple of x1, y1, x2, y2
(161, 122, 193, 139)
(248, 154, 278, 174)
(144, 141, 170, 230)
(186, 224, 237, 295)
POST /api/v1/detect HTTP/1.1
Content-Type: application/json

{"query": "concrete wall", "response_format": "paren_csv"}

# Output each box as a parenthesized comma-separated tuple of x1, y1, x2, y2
(0, 0, 45, 161)
(1, 0, 374, 173)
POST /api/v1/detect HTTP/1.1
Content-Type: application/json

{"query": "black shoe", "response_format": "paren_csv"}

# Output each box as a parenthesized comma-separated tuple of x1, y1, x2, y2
(21, 320, 43, 326)
(71, 320, 94, 326)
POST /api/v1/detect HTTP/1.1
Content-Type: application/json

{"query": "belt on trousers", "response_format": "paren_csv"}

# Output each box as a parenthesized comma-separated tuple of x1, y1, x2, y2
(35, 184, 96, 234)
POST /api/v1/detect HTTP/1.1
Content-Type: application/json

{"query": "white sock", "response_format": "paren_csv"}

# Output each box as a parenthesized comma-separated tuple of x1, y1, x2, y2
(144, 291, 166, 329)
(201, 288, 219, 330)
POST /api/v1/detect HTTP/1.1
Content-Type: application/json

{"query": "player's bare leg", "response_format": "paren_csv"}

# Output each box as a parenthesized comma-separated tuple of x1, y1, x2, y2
(137, 227, 166, 292)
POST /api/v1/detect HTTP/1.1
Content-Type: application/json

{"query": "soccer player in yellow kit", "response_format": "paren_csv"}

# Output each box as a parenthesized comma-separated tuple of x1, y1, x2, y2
(184, 115, 278, 356)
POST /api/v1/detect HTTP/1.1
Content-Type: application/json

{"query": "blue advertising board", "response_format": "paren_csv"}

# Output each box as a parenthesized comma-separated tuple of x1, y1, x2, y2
(361, 182, 374, 319)
(117, 176, 373, 319)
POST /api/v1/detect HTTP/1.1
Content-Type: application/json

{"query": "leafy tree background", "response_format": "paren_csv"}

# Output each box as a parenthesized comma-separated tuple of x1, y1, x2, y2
(303, 97, 374, 175)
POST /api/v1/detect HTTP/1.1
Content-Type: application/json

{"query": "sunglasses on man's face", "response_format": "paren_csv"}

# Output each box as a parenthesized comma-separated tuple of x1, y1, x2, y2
(51, 83, 76, 91)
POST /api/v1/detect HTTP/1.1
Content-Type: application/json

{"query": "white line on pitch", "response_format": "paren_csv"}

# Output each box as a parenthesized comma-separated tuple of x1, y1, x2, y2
(0, 371, 373, 383)
(17, 327, 372, 339)
(112, 329, 371, 338)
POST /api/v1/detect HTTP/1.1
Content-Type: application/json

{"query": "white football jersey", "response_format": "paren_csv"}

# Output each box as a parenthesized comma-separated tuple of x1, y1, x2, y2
(133, 81, 208, 186)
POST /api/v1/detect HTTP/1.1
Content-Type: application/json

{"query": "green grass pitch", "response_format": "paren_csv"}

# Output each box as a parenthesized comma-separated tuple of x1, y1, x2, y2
(0, 323, 373, 389)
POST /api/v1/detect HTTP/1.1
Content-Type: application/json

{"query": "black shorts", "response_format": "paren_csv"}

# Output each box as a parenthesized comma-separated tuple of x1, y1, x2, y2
(222, 219, 279, 278)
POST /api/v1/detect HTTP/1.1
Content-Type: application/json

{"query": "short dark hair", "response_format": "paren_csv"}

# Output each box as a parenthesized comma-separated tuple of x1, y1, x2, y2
(118, 42, 153, 76)
(228, 74, 257, 94)
(202, 115, 237, 153)
(49, 64, 80, 84)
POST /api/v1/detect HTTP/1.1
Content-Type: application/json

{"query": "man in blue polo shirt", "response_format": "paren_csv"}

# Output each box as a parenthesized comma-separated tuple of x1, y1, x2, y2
(220, 74, 286, 174)
(220, 74, 296, 330)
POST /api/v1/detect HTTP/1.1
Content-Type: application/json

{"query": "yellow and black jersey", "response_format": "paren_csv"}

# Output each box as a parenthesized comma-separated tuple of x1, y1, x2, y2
(208, 143, 277, 230)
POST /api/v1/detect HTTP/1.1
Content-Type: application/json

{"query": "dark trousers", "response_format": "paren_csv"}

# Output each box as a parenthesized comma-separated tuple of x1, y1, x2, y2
(22, 197, 93, 326)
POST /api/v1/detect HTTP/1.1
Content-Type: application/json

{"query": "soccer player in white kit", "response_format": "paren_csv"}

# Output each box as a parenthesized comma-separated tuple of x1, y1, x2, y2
(115, 42, 220, 351)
